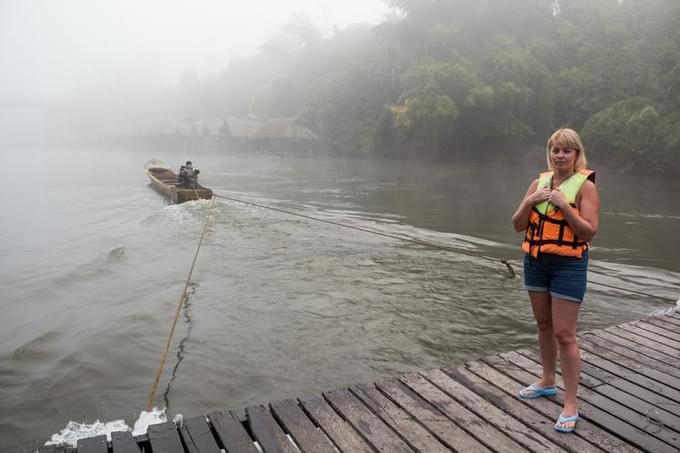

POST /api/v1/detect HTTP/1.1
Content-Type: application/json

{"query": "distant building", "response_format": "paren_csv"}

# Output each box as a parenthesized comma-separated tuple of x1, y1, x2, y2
(251, 116, 320, 155)
(135, 115, 322, 154)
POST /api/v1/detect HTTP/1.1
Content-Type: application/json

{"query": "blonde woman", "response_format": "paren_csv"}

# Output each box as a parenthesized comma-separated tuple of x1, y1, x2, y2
(511, 128, 600, 433)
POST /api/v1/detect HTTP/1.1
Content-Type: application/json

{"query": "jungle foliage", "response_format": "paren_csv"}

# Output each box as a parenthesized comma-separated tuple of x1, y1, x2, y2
(176, 0, 680, 172)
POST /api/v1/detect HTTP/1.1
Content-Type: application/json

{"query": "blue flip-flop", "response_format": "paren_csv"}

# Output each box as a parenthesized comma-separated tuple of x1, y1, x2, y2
(554, 412, 579, 433)
(518, 383, 558, 400)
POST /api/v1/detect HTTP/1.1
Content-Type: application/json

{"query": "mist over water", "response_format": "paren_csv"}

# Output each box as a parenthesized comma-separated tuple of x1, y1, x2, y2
(0, 146, 678, 449)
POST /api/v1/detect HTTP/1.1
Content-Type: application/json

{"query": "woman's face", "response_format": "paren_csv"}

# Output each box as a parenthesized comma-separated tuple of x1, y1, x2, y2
(550, 141, 577, 172)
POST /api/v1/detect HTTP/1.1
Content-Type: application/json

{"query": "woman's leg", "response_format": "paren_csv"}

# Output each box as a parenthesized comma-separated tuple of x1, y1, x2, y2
(529, 291, 556, 386)
(552, 298, 581, 418)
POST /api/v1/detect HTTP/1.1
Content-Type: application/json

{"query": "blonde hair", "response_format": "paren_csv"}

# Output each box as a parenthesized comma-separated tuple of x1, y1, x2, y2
(546, 128, 587, 171)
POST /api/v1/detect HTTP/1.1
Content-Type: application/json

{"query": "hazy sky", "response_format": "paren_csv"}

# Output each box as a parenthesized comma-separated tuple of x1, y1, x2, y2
(0, 0, 388, 101)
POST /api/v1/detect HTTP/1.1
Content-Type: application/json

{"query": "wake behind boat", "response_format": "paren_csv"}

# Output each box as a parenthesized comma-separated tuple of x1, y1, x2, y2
(144, 159, 212, 203)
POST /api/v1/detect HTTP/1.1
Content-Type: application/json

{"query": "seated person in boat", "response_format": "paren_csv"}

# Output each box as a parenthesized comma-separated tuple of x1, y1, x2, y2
(176, 161, 193, 187)
(188, 169, 200, 188)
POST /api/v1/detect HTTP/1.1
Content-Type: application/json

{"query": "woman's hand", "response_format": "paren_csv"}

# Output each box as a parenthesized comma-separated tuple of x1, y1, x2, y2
(527, 187, 551, 205)
(548, 189, 568, 209)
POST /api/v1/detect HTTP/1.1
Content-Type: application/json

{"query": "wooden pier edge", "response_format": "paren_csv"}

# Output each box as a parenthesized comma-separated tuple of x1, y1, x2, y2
(33, 311, 680, 453)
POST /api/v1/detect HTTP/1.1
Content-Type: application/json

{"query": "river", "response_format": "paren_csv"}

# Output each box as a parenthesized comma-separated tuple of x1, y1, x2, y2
(1, 146, 678, 450)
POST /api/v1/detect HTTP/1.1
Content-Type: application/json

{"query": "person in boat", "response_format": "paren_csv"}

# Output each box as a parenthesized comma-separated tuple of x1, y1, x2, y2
(511, 128, 600, 434)
(176, 161, 193, 187)
(188, 168, 200, 188)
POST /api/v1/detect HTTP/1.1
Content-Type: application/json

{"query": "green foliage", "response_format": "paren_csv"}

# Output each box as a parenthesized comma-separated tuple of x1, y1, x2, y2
(175, 0, 680, 171)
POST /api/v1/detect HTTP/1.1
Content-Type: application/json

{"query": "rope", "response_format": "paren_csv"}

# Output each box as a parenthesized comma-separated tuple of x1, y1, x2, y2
(213, 192, 678, 303)
(213, 192, 515, 276)
(145, 195, 216, 411)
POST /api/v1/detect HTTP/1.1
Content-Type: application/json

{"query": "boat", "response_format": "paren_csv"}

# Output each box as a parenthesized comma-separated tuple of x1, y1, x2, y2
(144, 160, 213, 203)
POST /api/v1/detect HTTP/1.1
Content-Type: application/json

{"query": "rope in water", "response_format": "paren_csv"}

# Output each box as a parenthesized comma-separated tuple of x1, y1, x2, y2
(213, 192, 677, 303)
(145, 195, 216, 411)
(213, 192, 516, 276)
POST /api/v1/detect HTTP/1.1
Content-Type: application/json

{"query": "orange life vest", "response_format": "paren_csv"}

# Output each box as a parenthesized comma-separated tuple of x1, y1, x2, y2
(522, 169, 595, 258)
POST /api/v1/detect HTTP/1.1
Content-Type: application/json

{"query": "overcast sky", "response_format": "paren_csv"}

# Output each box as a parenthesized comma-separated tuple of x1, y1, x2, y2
(0, 0, 389, 101)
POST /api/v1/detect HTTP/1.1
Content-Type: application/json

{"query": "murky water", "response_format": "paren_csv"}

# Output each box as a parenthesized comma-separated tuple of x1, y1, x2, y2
(1, 146, 678, 450)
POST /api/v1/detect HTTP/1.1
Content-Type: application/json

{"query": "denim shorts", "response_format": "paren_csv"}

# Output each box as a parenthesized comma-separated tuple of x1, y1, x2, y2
(523, 251, 589, 303)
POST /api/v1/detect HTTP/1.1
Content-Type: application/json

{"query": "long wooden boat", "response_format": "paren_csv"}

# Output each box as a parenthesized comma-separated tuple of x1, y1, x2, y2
(144, 160, 213, 203)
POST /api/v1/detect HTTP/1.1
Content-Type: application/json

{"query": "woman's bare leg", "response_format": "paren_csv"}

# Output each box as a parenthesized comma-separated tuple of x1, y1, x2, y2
(529, 291, 556, 386)
(552, 298, 581, 419)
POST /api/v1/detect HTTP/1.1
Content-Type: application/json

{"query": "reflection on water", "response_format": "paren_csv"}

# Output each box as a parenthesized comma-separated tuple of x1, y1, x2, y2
(0, 147, 678, 449)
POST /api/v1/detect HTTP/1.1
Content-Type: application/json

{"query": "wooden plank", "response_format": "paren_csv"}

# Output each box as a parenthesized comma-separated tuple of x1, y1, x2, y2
(660, 314, 680, 327)
(300, 394, 373, 453)
(619, 322, 680, 349)
(111, 431, 142, 453)
(270, 399, 335, 453)
(464, 359, 634, 452)
(570, 350, 680, 433)
(246, 404, 297, 453)
(207, 410, 258, 453)
(76, 435, 108, 453)
(423, 368, 566, 452)
(376, 378, 491, 452)
(499, 351, 680, 451)
(148, 421, 185, 453)
(483, 353, 674, 453)
(581, 334, 680, 381)
(580, 338, 680, 392)
(350, 383, 450, 453)
(606, 326, 680, 359)
(637, 319, 680, 342)
(179, 416, 220, 453)
(518, 348, 604, 388)
(399, 372, 525, 452)
(323, 387, 414, 452)
(579, 347, 680, 404)
(585, 330, 680, 369)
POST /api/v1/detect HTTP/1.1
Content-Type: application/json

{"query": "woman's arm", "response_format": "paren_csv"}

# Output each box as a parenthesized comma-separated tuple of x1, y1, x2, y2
(548, 180, 600, 241)
(512, 179, 549, 232)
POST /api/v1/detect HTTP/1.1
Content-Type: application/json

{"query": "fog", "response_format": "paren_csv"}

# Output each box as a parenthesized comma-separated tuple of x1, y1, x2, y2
(0, 0, 387, 100)
(0, 0, 387, 144)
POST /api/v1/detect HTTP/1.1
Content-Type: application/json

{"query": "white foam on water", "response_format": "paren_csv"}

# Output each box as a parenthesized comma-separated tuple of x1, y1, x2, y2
(132, 407, 168, 435)
(45, 419, 130, 447)
(44, 407, 169, 447)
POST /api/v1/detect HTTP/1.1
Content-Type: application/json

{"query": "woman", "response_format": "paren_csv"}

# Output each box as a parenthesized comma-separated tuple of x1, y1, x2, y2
(511, 128, 600, 433)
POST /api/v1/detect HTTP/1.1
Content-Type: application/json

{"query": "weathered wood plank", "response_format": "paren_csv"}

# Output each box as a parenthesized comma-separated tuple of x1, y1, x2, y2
(111, 431, 142, 453)
(323, 387, 414, 452)
(606, 326, 680, 359)
(400, 372, 525, 453)
(618, 323, 680, 350)
(38, 446, 68, 453)
(581, 334, 680, 381)
(179, 416, 220, 453)
(207, 410, 258, 453)
(579, 347, 680, 404)
(518, 348, 604, 388)
(270, 399, 335, 453)
(483, 353, 673, 453)
(587, 330, 679, 368)
(423, 368, 566, 452)
(580, 338, 680, 392)
(637, 319, 680, 342)
(350, 383, 450, 453)
(376, 378, 491, 452)
(246, 405, 297, 453)
(300, 394, 373, 453)
(500, 351, 680, 451)
(464, 360, 632, 452)
(660, 314, 680, 326)
(147, 422, 185, 453)
(76, 435, 108, 453)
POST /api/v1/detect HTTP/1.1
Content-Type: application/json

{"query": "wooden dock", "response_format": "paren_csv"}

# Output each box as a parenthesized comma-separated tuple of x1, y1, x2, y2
(37, 311, 680, 452)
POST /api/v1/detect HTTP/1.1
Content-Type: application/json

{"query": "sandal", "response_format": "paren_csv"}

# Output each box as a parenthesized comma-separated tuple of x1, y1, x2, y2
(518, 383, 558, 400)
(554, 412, 579, 433)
